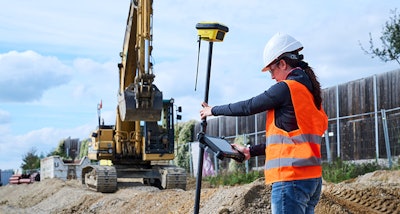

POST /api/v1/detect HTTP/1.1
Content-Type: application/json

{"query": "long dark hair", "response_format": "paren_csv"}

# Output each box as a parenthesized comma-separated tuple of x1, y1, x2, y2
(281, 52, 322, 109)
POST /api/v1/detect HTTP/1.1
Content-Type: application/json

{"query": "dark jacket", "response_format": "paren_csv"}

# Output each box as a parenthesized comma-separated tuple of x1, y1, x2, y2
(211, 68, 313, 157)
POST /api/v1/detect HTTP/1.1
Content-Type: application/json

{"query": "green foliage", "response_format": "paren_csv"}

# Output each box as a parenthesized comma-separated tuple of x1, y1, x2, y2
(205, 170, 264, 187)
(204, 158, 395, 187)
(49, 140, 68, 158)
(360, 8, 400, 65)
(176, 143, 190, 170)
(175, 120, 196, 171)
(49, 138, 88, 160)
(177, 120, 196, 143)
(79, 138, 89, 159)
(322, 159, 384, 183)
(21, 147, 41, 172)
(397, 157, 400, 170)
(228, 135, 248, 173)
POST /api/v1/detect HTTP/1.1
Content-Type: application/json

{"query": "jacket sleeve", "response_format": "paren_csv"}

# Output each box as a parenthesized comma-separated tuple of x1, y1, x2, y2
(211, 82, 290, 116)
(249, 143, 266, 157)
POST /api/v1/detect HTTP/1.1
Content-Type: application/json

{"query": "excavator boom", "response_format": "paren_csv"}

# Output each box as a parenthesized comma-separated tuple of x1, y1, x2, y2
(118, 0, 162, 122)
(82, 0, 186, 193)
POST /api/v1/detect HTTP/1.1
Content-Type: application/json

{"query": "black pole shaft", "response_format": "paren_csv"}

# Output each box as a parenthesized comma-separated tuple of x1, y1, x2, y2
(203, 42, 214, 111)
(194, 41, 214, 214)
(193, 143, 205, 214)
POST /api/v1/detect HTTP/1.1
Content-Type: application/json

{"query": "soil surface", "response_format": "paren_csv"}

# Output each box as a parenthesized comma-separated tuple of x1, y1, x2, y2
(0, 170, 399, 214)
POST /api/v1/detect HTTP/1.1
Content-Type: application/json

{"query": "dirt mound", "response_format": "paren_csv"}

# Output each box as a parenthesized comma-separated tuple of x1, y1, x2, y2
(0, 170, 399, 214)
(354, 169, 400, 184)
(316, 170, 400, 214)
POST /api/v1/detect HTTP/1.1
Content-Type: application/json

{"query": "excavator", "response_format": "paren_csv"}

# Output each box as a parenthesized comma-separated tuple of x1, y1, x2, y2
(81, 0, 187, 193)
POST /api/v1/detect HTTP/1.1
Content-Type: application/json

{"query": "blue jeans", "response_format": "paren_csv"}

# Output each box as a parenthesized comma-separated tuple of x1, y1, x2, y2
(271, 177, 322, 214)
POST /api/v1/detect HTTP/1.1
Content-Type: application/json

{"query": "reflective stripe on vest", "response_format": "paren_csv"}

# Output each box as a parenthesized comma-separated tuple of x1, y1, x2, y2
(265, 156, 322, 169)
(266, 134, 322, 146)
(264, 79, 328, 184)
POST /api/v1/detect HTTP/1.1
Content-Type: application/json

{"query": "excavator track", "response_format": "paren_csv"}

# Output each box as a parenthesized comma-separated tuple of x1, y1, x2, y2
(82, 165, 117, 193)
(117, 165, 187, 190)
(158, 166, 187, 190)
(321, 183, 400, 214)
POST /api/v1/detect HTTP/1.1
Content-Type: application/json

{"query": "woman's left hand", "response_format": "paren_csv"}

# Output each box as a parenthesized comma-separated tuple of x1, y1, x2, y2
(231, 144, 251, 161)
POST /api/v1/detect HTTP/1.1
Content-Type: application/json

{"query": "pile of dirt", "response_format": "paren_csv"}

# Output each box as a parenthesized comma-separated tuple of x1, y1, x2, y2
(0, 170, 399, 214)
(316, 170, 400, 214)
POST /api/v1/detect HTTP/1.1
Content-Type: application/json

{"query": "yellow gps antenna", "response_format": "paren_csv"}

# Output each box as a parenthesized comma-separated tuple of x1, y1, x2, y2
(196, 22, 228, 42)
(194, 22, 228, 214)
(195, 22, 229, 91)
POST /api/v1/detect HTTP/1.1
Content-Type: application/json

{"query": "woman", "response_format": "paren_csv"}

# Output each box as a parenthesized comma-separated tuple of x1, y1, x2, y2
(200, 33, 328, 214)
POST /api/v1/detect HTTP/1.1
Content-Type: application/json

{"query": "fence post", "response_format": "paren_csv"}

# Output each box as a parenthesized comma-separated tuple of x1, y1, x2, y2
(214, 117, 223, 175)
(244, 134, 249, 174)
(374, 75, 379, 160)
(336, 84, 341, 158)
(189, 142, 193, 176)
(255, 113, 259, 169)
(381, 109, 393, 168)
(235, 117, 239, 136)
(213, 154, 218, 176)
(324, 130, 332, 163)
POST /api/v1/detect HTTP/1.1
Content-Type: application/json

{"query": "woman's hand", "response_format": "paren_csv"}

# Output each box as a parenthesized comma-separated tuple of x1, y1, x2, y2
(200, 102, 213, 119)
(231, 144, 251, 161)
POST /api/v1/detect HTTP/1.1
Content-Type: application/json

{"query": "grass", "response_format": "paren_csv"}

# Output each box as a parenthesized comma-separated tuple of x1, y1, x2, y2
(204, 170, 263, 187)
(322, 159, 386, 183)
(204, 158, 397, 186)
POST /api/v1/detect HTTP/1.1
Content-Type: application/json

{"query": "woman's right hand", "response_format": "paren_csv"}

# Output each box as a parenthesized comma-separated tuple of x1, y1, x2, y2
(200, 102, 213, 119)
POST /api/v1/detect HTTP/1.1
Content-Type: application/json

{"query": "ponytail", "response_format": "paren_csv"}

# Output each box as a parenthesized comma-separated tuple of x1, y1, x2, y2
(281, 54, 322, 109)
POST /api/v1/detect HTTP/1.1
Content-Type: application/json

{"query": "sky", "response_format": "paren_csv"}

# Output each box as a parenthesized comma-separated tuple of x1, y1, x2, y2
(0, 0, 399, 171)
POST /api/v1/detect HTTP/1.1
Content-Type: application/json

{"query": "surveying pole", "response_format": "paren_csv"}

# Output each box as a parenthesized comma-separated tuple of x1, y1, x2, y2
(194, 22, 228, 214)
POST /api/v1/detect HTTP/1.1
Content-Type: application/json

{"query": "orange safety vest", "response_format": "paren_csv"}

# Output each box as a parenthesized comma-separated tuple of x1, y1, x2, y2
(264, 80, 328, 184)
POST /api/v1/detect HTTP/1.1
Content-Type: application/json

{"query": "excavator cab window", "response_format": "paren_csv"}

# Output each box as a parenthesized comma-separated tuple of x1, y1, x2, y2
(143, 99, 174, 154)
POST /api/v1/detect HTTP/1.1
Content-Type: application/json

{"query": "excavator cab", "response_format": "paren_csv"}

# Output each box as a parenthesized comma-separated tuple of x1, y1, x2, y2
(143, 99, 175, 157)
(88, 98, 175, 162)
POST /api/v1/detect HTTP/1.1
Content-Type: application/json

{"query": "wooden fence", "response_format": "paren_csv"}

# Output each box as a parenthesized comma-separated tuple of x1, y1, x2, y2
(194, 68, 400, 166)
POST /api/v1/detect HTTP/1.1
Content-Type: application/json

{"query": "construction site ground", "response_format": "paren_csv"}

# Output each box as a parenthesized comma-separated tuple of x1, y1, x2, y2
(0, 170, 399, 214)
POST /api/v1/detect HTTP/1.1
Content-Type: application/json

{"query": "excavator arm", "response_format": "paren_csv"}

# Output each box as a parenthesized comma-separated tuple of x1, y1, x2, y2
(116, 0, 163, 158)
(118, 0, 162, 122)
(83, 0, 186, 192)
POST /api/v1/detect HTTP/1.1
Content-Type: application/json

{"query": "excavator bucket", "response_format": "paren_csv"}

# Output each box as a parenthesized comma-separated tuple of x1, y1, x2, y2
(118, 84, 163, 122)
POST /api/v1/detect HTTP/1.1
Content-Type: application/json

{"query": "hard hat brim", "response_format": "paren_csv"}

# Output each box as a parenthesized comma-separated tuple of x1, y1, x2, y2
(261, 59, 277, 72)
(262, 33, 303, 72)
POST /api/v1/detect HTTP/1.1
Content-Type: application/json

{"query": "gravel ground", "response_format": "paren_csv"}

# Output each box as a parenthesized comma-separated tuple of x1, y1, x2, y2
(0, 170, 399, 214)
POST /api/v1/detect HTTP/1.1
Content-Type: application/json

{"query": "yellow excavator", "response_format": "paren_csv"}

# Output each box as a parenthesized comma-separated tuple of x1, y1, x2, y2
(82, 0, 186, 193)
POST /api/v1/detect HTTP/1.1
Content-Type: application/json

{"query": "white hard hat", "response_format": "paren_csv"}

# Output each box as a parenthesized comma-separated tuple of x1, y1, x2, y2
(262, 33, 303, 72)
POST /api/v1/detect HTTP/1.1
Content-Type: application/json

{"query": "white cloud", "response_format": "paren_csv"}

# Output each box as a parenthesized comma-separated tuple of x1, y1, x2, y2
(0, 1, 128, 61)
(0, 51, 72, 102)
(0, 124, 93, 171)
(70, 58, 118, 101)
(0, 0, 399, 171)
(0, 109, 11, 124)
(0, 52, 119, 170)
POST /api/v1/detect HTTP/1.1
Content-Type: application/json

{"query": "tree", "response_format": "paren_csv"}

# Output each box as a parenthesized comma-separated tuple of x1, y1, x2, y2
(21, 147, 41, 172)
(49, 139, 68, 158)
(175, 120, 196, 171)
(228, 135, 248, 173)
(360, 9, 400, 65)
(78, 138, 90, 159)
